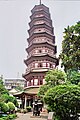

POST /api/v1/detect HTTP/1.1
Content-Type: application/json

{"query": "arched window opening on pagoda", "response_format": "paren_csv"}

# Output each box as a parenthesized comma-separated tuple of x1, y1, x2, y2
(38, 63, 42, 67)
(40, 79, 43, 85)
(35, 63, 38, 68)
(31, 79, 33, 86)
(39, 29, 41, 31)
(34, 20, 44, 25)
(35, 49, 38, 54)
(35, 14, 44, 18)
(43, 63, 46, 67)
(34, 79, 38, 85)
(42, 49, 45, 53)
(50, 63, 53, 68)
(39, 49, 42, 53)
(46, 62, 49, 67)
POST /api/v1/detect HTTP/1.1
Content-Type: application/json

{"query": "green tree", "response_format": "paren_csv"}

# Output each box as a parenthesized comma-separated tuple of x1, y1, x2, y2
(8, 96, 18, 107)
(0, 79, 9, 96)
(0, 79, 9, 103)
(0, 102, 9, 113)
(44, 84, 80, 120)
(67, 69, 80, 85)
(0, 94, 9, 103)
(45, 69, 66, 86)
(0, 78, 18, 110)
(38, 69, 66, 100)
(60, 22, 80, 72)
(38, 84, 49, 100)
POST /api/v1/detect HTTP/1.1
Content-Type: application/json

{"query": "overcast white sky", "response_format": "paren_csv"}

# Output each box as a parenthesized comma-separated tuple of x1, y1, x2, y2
(0, 0, 80, 79)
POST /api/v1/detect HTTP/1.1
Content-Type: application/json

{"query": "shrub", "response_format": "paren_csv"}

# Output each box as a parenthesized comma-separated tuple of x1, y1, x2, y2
(1, 102, 9, 113)
(7, 102, 15, 113)
(8, 96, 18, 107)
(0, 118, 4, 120)
(6, 114, 17, 120)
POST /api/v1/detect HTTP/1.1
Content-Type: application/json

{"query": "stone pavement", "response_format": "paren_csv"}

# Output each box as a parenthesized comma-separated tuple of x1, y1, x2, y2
(15, 112, 48, 120)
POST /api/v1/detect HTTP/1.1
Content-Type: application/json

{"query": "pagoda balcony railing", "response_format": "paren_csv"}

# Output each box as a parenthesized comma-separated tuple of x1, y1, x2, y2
(29, 31, 53, 38)
(27, 53, 56, 59)
(25, 67, 53, 74)
(28, 40, 54, 46)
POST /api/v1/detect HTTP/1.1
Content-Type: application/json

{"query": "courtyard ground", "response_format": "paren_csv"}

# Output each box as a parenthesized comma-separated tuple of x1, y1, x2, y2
(15, 112, 48, 120)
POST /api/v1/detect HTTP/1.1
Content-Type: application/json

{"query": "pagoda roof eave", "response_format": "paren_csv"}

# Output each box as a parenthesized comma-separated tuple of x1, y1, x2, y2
(29, 16, 52, 23)
(24, 87, 39, 95)
(13, 91, 25, 96)
(27, 32, 54, 43)
(28, 23, 53, 35)
(14, 86, 40, 96)
(23, 68, 48, 75)
(30, 9, 50, 19)
(22, 71, 46, 80)
(29, 17, 52, 27)
(28, 23, 53, 33)
(31, 4, 49, 14)
(26, 41, 56, 53)
(24, 54, 59, 66)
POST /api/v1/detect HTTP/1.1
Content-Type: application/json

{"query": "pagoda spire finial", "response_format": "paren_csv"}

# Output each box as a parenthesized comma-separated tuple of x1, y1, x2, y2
(40, 0, 41, 5)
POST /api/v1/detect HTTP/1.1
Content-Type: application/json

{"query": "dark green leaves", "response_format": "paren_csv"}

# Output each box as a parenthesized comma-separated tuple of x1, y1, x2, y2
(60, 22, 80, 72)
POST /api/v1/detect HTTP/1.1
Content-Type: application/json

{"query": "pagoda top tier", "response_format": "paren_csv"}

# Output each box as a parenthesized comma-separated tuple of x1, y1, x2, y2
(31, 4, 49, 14)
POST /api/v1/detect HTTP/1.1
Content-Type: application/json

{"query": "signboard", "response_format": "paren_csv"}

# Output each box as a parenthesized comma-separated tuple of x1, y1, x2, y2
(48, 112, 54, 120)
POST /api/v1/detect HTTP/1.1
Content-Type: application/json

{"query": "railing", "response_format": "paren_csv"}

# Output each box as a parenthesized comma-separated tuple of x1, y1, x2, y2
(27, 53, 56, 59)
(28, 40, 54, 47)
(25, 67, 49, 74)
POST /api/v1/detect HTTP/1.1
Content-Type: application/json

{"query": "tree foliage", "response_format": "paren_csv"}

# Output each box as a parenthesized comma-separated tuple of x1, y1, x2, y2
(44, 84, 80, 120)
(67, 69, 80, 85)
(38, 84, 50, 99)
(38, 21, 80, 120)
(0, 79, 9, 96)
(45, 69, 66, 86)
(0, 102, 9, 113)
(8, 96, 18, 107)
(60, 22, 80, 72)
(0, 79, 18, 113)
(7, 102, 15, 112)
(38, 69, 66, 99)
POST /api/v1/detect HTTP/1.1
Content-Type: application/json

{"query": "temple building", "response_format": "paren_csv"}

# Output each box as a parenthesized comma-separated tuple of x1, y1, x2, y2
(14, 2, 59, 109)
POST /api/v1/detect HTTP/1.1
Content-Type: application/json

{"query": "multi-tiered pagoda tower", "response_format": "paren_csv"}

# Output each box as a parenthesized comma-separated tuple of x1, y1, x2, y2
(23, 3, 59, 90)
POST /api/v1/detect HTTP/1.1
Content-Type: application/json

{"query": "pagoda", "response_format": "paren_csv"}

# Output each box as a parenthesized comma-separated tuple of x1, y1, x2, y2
(23, 2, 59, 95)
